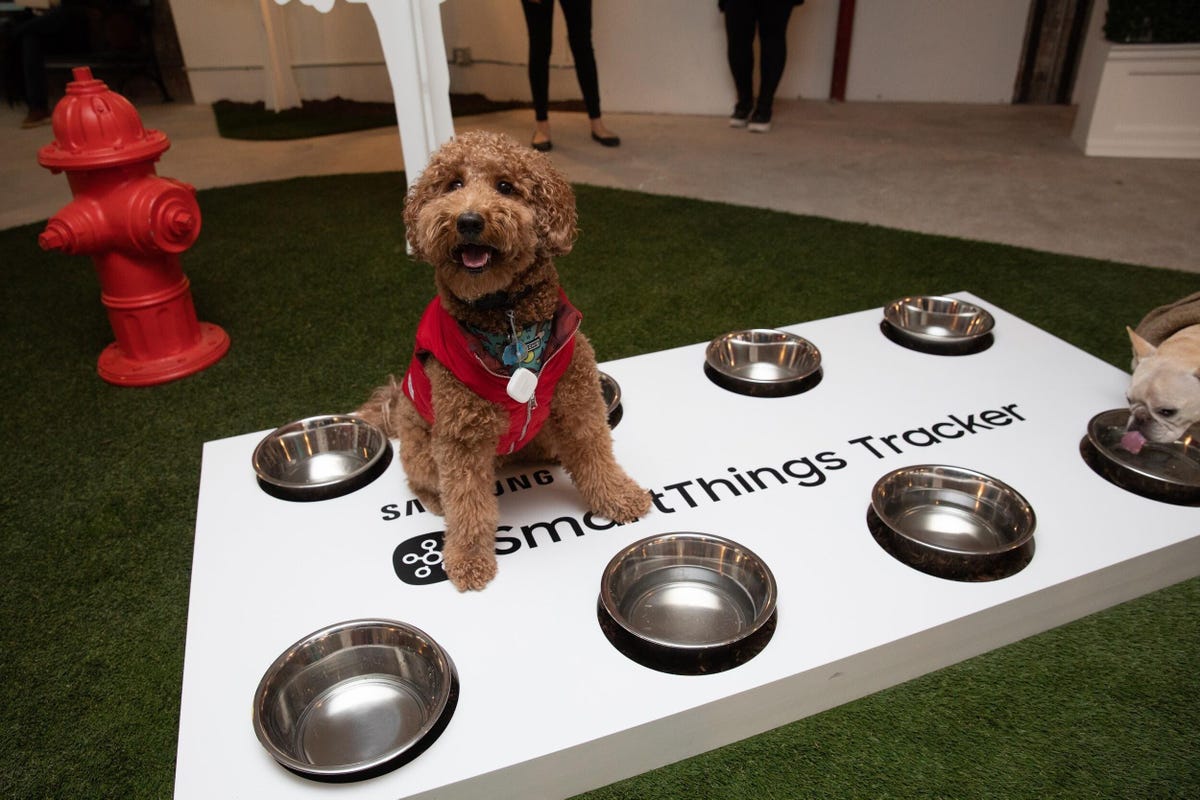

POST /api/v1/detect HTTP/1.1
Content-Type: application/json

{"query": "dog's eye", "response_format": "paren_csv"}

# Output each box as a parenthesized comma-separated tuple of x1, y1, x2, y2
(1158, 408, 1178, 418)
(447, 179, 463, 192)
(496, 180, 514, 196)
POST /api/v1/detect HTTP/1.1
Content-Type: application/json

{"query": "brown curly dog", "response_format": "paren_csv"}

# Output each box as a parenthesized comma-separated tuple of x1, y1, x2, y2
(357, 130, 651, 591)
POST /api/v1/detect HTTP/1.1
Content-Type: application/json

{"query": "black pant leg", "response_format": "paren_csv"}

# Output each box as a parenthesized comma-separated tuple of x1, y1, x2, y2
(723, 0, 757, 110)
(754, 0, 794, 112)
(558, 0, 601, 119)
(522, 0, 554, 121)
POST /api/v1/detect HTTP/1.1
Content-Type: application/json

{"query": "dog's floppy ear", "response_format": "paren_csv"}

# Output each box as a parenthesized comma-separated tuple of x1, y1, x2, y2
(1128, 326, 1157, 367)
(529, 156, 578, 257)
(403, 156, 454, 261)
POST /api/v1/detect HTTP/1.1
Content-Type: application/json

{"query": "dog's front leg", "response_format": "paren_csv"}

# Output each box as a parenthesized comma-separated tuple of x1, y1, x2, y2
(546, 336, 652, 524)
(427, 363, 506, 591)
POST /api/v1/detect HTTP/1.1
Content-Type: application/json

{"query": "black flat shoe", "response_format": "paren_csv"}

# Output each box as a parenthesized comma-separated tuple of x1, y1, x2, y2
(591, 132, 621, 147)
(531, 139, 553, 152)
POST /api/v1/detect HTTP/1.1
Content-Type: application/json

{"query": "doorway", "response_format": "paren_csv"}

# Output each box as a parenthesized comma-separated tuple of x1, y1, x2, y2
(1014, 0, 1093, 103)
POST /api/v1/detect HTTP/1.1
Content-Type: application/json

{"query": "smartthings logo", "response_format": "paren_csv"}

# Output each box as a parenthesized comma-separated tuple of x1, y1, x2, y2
(387, 402, 1029, 587)
(391, 509, 629, 586)
(392, 533, 447, 585)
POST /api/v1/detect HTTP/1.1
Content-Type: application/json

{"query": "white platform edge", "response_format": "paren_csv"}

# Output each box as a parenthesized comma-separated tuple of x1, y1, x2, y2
(175, 292, 1200, 800)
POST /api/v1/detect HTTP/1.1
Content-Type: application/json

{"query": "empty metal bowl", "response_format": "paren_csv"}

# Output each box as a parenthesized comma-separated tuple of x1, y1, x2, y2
(1079, 408, 1200, 505)
(881, 295, 995, 355)
(598, 532, 778, 674)
(868, 465, 1036, 581)
(704, 329, 822, 397)
(252, 415, 391, 501)
(252, 619, 459, 782)
(599, 371, 623, 429)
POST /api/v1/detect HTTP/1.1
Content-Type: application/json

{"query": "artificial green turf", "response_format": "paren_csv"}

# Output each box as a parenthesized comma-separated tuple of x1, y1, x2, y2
(1, 173, 1197, 799)
(212, 95, 586, 140)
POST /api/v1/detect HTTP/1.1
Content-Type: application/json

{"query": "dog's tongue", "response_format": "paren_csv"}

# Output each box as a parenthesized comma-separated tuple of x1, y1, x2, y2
(461, 244, 491, 270)
(1120, 430, 1147, 455)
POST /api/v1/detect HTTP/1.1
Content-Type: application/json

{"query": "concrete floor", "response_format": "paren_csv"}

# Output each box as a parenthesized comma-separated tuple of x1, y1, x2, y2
(3, 98, 1198, 273)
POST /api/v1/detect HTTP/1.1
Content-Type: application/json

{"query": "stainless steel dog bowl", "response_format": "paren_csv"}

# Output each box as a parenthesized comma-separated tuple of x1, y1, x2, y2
(599, 371, 623, 429)
(252, 619, 459, 782)
(598, 532, 778, 674)
(1079, 408, 1200, 505)
(881, 295, 995, 355)
(252, 415, 391, 501)
(868, 465, 1036, 581)
(704, 329, 822, 397)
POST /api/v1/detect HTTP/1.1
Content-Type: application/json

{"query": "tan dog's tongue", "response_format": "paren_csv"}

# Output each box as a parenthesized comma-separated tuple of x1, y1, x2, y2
(461, 245, 491, 269)
(1120, 430, 1147, 454)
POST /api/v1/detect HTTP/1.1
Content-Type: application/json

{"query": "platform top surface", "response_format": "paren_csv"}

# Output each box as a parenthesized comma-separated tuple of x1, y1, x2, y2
(175, 293, 1199, 799)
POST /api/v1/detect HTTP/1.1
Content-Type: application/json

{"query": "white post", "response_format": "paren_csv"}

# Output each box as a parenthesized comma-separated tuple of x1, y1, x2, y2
(260, 0, 303, 111)
(272, 0, 456, 184)
(359, 0, 456, 186)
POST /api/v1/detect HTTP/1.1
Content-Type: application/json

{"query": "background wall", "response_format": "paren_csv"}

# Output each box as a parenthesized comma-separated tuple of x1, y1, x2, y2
(843, 0, 1033, 103)
(440, 0, 838, 115)
(168, 0, 1042, 111)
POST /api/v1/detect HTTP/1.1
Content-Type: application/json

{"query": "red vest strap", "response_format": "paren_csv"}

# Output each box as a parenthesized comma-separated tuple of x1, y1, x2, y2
(401, 294, 581, 454)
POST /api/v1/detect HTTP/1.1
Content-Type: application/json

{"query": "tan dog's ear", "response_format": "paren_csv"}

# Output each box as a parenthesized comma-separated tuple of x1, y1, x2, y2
(402, 185, 429, 261)
(529, 157, 578, 257)
(1128, 326, 1157, 367)
(403, 156, 455, 262)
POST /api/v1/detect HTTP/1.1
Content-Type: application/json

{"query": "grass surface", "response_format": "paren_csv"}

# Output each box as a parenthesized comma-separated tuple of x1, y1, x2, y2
(212, 95, 586, 140)
(1, 173, 1197, 799)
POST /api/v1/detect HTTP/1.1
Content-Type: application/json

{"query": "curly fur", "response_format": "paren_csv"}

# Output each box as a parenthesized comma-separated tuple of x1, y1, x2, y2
(358, 131, 650, 591)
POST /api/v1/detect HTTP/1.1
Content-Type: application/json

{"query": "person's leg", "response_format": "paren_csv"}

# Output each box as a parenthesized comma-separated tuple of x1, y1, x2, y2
(522, 0, 554, 147)
(558, 0, 617, 144)
(558, 0, 599, 118)
(16, 5, 83, 126)
(750, 0, 794, 129)
(18, 11, 61, 119)
(1, 10, 34, 108)
(723, 0, 757, 125)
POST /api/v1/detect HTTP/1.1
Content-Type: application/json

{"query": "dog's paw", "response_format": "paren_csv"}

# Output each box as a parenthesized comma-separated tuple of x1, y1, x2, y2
(442, 539, 498, 592)
(444, 553, 497, 592)
(593, 477, 653, 524)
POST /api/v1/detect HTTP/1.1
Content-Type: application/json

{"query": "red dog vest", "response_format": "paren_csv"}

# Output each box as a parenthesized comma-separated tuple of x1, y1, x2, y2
(401, 293, 581, 455)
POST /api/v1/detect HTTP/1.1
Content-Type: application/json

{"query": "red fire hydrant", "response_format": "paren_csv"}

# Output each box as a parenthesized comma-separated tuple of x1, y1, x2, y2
(37, 67, 229, 387)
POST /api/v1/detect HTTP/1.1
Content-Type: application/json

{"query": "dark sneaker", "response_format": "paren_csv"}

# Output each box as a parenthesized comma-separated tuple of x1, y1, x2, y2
(748, 108, 772, 133)
(729, 104, 751, 128)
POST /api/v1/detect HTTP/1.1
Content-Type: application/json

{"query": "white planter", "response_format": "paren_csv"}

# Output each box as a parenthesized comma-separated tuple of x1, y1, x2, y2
(1072, 42, 1200, 158)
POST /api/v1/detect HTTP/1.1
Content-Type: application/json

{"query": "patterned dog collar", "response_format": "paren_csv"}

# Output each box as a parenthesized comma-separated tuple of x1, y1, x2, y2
(466, 315, 553, 374)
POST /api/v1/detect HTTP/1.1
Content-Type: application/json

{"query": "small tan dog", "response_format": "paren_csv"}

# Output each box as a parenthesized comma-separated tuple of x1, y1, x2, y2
(1125, 325, 1200, 449)
(358, 131, 650, 591)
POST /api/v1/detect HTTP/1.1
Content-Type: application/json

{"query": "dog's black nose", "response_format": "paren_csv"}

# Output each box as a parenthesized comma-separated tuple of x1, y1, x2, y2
(457, 211, 485, 238)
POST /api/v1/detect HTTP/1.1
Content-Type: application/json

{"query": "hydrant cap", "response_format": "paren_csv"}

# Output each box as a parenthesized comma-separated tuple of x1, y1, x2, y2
(37, 67, 169, 171)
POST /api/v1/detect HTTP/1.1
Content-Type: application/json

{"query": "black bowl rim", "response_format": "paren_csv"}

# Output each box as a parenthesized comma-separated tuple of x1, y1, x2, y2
(598, 600, 778, 675)
(869, 464, 1037, 556)
(251, 618, 458, 780)
(879, 319, 994, 356)
(866, 506, 1035, 582)
(1079, 432, 1200, 507)
(599, 371, 623, 428)
(251, 414, 391, 497)
(1084, 408, 1200, 492)
(704, 329, 823, 393)
(598, 531, 779, 650)
(881, 295, 996, 344)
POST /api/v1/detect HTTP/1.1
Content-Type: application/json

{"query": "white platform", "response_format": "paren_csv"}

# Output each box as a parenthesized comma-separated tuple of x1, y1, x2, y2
(174, 293, 1200, 800)
(1072, 42, 1200, 159)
